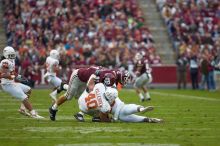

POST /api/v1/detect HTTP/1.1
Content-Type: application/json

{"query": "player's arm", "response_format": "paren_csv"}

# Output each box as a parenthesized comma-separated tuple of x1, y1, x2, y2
(0, 71, 15, 80)
(135, 64, 142, 77)
(86, 74, 97, 92)
(53, 63, 60, 73)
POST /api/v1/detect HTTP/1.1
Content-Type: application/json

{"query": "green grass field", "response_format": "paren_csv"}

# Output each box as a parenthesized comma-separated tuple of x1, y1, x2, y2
(0, 88, 220, 146)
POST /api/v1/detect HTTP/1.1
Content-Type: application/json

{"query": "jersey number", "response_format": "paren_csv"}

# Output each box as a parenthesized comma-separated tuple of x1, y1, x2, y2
(85, 93, 98, 109)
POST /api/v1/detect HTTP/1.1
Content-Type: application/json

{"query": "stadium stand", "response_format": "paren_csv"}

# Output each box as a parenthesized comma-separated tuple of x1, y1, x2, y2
(2, 0, 162, 85)
(157, 0, 220, 90)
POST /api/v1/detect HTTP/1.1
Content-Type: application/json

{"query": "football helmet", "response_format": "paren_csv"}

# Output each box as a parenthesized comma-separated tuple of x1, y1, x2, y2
(116, 70, 130, 86)
(134, 52, 143, 61)
(104, 87, 118, 105)
(49, 49, 60, 60)
(3, 46, 16, 60)
(103, 73, 116, 86)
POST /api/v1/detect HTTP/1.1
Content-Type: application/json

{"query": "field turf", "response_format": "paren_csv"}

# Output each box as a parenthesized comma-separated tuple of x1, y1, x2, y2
(0, 88, 220, 146)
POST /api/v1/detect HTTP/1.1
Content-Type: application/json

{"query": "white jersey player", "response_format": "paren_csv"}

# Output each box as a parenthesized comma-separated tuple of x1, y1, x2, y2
(106, 88, 163, 123)
(0, 46, 44, 119)
(78, 83, 112, 122)
(44, 49, 68, 101)
(111, 98, 162, 123)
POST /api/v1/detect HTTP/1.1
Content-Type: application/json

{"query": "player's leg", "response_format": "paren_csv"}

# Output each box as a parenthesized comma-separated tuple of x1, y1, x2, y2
(47, 76, 63, 101)
(2, 83, 44, 119)
(74, 90, 89, 122)
(120, 104, 154, 115)
(142, 73, 152, 100)
(134, 77, 145, 102)
(49, 70, 82, 121)
(119, 114, 147, 122)
(17, 83, 32, 115)
(142, 86, 150, 100)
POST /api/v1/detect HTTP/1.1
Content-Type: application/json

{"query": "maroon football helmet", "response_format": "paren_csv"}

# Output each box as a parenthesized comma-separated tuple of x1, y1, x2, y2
(103, 73, 116, 86)
(116, 70, 130, 85)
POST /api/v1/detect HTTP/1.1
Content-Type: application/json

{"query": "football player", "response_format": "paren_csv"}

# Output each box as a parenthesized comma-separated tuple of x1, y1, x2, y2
(49, 66, 103, 121)
(77, 82, 113, 122)
(74, 70, 130, 122)
(133, 52, 152, 102)
(0, 46, 44, 119)
(44, 49, 68, 102)
(108, 89, 163, 123)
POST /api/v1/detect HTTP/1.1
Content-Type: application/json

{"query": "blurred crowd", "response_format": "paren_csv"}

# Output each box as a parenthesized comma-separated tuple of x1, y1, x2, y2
(157, 0, 220, 90)
(2, 0, 161, 86)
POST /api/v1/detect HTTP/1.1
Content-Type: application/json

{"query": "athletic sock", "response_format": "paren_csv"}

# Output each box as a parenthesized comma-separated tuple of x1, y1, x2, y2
(78, 111, 84, 116)
(145, 92, 150, 99)
(52, 103, 58, 110)
(139, 93, 144, 100)
(63, 84, 69, 90)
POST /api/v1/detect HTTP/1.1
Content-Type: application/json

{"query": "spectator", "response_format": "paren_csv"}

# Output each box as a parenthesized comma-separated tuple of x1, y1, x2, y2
(176, 54, 188, 89)
(189, 54, 199, 89)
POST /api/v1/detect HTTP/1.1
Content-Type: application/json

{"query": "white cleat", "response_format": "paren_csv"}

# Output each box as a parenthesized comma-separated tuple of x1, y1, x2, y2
(18, 108, 31, 117)
(139, 106, 154, 113)
(149, 118, 163, 123)
(31, 114, 45, 119)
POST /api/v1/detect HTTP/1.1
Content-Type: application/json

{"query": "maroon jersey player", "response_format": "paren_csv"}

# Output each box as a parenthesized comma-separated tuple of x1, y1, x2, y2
(133, 52, 152, 102)
(49, 66, 103, 121)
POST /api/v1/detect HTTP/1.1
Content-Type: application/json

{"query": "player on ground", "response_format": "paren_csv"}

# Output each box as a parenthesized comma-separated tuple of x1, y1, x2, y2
(0, 46, 44, 119)
(133, 52, 152, 102)
(44, 49, 68, 102)
(109, 90, 163, 123)
(77, 83, 113, 122)
(74, 70, 130, 122)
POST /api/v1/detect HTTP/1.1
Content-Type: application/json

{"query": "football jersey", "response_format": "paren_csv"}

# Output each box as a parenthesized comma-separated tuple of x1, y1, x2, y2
(77, 66, 103, 82)
(134, 58, 152, 75)
(0, 59, 15, 84)
(78, 83, 111, 114)
(45, 56, 59, 76)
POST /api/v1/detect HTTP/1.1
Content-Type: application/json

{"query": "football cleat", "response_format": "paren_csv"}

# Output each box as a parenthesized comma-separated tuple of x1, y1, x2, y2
(139, 106, 154, 113)
(31, 114, 45, 119)
(144, 118, 163, 123)
(18, 108, 31, 117)
(140, 98, 145, 102)
(146, 97, 151, 101)
(49, 107, 58, 121)
(74, 113, 85, 122)
(92, 116, 101, 122)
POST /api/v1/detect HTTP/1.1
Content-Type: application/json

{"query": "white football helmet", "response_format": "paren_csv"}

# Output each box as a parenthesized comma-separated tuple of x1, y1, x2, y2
(104, 87, 118, 105)
(3, 46, 16, 60)
(134, 52, 143, 62)
(49, 49, 60, 60)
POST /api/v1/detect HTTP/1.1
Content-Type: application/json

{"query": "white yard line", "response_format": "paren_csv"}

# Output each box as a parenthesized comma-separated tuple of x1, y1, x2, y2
(150, 91, 220, 102)
(57, 143, 180, 146)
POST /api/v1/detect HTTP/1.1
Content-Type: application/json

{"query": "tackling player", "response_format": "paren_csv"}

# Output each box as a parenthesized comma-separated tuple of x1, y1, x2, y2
(133, 52, 152, 102)
(0, 46, 44, 119)
(49, 66, 103, 121)
(44, 49, 68, 102)
(74, 70, 130, 122)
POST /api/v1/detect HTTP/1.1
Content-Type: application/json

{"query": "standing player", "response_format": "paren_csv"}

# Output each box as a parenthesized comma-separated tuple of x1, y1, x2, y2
(133, 52, 152, 102)
(44, 49, 68, 102)
(0, 46, 44, 119)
